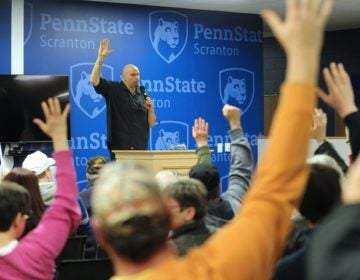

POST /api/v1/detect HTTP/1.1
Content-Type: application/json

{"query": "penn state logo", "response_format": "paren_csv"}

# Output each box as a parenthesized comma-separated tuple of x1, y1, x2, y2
(149, 121, 189, 150)
(24, 2, 33, 45)
(70, 63, 113, 119)
(219, 68, 255, 115)
(149, 11, 188, 64)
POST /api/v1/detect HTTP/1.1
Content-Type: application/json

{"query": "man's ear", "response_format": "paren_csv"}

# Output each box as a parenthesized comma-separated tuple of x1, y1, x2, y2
(184, 206, 196, 222)
(13, 213, 26, 239)
(91, 216, 107, 248)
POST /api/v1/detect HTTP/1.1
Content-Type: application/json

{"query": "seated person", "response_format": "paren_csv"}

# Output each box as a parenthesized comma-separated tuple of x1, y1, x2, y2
(80, 155, 109, 216)
(23, 150, 92, 235)
(3, 168, 46, 237)
(273, 155, 343, 280)
(0, 98, 81, 279)
(190, 105, 253, 228)
(163, 179, 214, 256)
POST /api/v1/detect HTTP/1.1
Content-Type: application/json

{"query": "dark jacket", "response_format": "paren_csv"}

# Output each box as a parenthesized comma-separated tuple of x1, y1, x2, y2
(171, 220, 214, 256)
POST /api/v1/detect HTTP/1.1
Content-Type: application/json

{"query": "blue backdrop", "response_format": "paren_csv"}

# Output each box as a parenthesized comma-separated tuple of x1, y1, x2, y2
(21, 0, 263, 190)
(0, 0, 11, 74)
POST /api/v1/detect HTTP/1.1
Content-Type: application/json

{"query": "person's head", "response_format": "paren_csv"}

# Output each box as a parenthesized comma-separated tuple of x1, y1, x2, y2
(163, 179, 208, 230)
(0, 181, 32, 238)
(86, 155, 109, 181)
(92, 161, 170, 263)
(22, 151, 55, 182)
(3, 168, 45, 218)
(122, 64, 140, 90)
(308, 154, 345, 185)
(189, 163, 220, 202)
(299, 163, 342, 225)
(155, 170, 177, 191)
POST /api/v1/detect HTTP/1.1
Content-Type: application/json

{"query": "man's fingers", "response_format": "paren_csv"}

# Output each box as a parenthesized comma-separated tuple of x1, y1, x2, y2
(62, 103, 70, 119)
(316, 88, 330, 104)
(323, 67, 337, 91)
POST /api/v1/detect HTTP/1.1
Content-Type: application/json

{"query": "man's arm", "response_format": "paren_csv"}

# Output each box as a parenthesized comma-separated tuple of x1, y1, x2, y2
(317, 62, 360, 160)
(221, 105, 253, 214)
(90, 39, 112, 87)
(312, 108, 349, 173)
(192, 117, 211, 164)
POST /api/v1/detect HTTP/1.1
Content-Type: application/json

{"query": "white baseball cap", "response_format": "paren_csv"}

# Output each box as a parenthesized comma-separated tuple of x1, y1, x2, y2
(22, 151, 55, 175)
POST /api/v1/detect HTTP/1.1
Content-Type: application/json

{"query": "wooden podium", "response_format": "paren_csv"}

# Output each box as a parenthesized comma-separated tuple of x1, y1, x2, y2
(112, 150, 197, 177)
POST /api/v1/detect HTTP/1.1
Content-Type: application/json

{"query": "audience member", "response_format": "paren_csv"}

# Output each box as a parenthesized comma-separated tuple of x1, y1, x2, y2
(163, 178, 214, 256)
(23, 150, 92, 235)
(22, 150, 56, 206)
(90, 1, 334, 278)
(3, 168, 45, 237)
(273, 160, 342, 280)
(189, 104, 253, 228)
(0, 98, 81, 279)
(80, 155, 109, 216)
(307, 155, 360, 279)
(306, 63, 360, 279)
(317, 62, 360, 161)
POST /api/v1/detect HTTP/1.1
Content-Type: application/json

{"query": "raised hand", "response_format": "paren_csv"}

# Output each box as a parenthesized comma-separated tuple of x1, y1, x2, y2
(192, 118, 209, 148)
(98, 38, 113, 58)
(317, 62, 358, 118)
(312, 108, 327, 144)
(261, 0, 333, 57)
(222, 104, 241, 130)
(261, 0, 333, 83)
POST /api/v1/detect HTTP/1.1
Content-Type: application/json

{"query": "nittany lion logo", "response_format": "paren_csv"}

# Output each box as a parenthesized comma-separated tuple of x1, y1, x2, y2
(149, 11, 188, 64)
(149, 121, 189, 150)
(70, 63, 113, 119)
(155, 129, 180, 150)
(219, 68, 255, 115)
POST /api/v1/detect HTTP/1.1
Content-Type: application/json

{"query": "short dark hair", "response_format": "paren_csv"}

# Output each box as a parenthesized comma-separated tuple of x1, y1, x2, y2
(189, 163, 220, 201)
(0, 181, 32, 231)
(163, 179, 208, 220)
(299, 164, 342, 224)
(103, 210, 170, 263)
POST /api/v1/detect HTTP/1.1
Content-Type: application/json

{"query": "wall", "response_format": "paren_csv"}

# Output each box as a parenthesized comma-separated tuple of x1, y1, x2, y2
(263, 28, 360, 136)
(2, 0, 264, 191)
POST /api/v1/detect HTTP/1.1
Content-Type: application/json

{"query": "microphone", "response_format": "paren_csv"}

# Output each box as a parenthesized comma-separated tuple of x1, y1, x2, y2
(139, 85, 148, 100)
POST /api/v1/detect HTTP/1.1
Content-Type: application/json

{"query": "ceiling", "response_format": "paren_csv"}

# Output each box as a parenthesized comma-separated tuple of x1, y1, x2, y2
(84, 0, 360, 35)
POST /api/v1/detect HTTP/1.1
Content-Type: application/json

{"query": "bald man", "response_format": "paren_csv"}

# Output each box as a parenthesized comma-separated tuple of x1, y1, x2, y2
(90, 39, 156, 157)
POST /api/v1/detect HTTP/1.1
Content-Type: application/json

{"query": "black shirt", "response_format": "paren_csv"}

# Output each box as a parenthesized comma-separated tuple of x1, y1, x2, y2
(94, 79, 149, 150)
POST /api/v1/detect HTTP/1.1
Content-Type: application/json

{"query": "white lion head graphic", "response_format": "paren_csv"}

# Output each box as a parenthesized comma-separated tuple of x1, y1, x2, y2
(74, 71, 102, 104)
(149, 11, 188, 64)
(70, 63, 112, 119)
(223, 76, 246, 105)
(155, 129, 180, 150)
(219, 68, 255, 116)
(154, 18, 179, 50)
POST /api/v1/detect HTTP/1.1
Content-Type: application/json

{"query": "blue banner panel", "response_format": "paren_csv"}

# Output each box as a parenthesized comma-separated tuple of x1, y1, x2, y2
(24, 0, 263, 191)
(0, 0, 11, 73)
